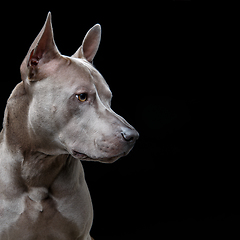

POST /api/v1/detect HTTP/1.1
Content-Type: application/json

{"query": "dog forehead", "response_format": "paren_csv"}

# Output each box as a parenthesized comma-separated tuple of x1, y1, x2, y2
(68, 57, 111, 96)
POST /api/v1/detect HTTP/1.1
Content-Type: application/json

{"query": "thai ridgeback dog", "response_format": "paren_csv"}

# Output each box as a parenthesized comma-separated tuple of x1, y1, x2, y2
(0, 12, 139, 240)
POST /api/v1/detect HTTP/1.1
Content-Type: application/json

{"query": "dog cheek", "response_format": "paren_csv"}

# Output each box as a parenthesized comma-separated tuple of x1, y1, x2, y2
(58, 118, 86, 149)
(54, 101, 79, 131)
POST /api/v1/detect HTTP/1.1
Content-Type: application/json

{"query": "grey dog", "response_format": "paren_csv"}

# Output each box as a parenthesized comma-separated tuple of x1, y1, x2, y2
(0, 12, 138, 240)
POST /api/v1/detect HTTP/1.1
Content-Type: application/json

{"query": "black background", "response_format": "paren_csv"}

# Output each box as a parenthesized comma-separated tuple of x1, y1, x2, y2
(1, 1, 238, 239)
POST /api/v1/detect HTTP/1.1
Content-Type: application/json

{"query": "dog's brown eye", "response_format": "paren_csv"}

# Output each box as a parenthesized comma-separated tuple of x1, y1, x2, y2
(76, 93, 87, 102)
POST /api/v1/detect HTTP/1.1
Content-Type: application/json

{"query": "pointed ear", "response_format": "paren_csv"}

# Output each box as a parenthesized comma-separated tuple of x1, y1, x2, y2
(72, 24, 101, 63)
(20, 12, 60, 81)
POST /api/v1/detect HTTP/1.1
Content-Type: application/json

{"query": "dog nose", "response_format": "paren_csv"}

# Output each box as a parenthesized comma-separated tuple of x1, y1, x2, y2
(121, 128, 139, 143)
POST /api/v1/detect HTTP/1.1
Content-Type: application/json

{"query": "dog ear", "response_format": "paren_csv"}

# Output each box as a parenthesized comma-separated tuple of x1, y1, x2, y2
(20, 12, 61, 81)
(72, 24, 101, 63)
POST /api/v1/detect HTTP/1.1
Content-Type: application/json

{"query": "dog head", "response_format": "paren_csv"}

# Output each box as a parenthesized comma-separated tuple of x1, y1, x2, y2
(20, 12, 139, 163)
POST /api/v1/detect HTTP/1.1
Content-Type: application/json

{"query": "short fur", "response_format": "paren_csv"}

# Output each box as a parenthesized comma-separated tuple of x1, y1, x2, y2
(0, 13, 138, 240)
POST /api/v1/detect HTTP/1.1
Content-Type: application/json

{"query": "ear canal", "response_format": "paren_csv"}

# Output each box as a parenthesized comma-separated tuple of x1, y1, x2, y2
(28, 48, 40, 67)
(72, 24, 101, 63)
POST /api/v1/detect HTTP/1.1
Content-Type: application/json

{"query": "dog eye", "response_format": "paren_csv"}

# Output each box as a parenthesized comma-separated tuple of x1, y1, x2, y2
(76, 93, 88, 102)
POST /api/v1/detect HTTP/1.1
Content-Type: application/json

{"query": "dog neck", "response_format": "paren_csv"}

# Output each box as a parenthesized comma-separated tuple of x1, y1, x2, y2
(0, 82, 74, 192)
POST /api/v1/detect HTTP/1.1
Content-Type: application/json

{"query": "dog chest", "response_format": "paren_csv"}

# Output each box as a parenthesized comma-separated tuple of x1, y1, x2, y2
(0, 191, 93, 239)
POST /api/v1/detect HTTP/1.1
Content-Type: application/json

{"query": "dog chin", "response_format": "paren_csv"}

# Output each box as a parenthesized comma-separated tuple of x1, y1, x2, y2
(71, 150, 124, 163)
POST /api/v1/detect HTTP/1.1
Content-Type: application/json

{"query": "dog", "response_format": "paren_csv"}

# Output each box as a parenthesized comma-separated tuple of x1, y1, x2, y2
(0, 12, 138, 240)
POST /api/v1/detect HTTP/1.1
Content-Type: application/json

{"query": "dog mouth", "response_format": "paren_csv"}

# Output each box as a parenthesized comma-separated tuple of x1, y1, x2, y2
(71, 150, 124, 163)
(72, 150, 89, 159)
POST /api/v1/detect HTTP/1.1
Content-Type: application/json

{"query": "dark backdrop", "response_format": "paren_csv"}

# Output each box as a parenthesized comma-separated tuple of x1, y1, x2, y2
(1, 1, 237, 239)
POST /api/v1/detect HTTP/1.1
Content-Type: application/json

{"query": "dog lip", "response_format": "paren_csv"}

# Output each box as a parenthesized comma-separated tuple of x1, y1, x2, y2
(71, 149, 125, 163)
(72, 150, 88, 159)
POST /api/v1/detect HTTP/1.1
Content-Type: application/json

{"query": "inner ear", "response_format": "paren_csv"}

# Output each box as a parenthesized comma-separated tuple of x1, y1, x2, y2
(21, 12, 61, 81)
